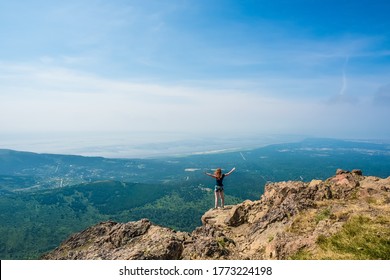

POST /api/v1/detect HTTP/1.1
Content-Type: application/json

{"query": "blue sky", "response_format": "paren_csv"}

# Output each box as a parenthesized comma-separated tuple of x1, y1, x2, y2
(1, 0, 390, 155)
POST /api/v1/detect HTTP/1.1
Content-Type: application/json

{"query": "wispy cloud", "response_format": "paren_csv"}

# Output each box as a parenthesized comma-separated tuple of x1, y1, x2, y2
(1, 0, 390, 151)
(326, 56, 359, 105)
(1, 61, 389, 140)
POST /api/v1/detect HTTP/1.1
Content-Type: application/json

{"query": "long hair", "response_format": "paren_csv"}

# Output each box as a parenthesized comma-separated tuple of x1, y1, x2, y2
(214, 168, 222, 179)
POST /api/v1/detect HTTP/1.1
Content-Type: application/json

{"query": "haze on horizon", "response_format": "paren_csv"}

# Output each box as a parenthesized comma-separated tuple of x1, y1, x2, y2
(1, 0, 390, 157)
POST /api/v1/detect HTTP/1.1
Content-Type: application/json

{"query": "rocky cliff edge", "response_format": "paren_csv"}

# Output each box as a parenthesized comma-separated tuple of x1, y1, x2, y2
(43, 169, 390, 260)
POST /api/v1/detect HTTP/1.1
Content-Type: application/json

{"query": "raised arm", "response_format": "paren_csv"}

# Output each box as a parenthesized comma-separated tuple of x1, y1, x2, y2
(225, 167, 236, 176)
(205, 172, 216, 178)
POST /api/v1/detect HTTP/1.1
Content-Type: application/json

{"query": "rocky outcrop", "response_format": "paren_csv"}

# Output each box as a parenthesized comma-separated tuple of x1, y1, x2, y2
(43, 169, 390, 260)
(42, 219, 188, 260)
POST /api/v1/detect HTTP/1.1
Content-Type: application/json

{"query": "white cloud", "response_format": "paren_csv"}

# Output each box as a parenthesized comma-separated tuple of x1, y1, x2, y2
(1, 57, 389, 144)
(0, 63, 304, 135)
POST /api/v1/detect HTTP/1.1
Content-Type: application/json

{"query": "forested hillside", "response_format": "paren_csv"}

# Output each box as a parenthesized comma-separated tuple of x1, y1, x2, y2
(1, 138, 390, 259)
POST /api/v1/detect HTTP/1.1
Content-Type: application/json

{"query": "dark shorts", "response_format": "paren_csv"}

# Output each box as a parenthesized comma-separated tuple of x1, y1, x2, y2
(215, 185, 224, 192)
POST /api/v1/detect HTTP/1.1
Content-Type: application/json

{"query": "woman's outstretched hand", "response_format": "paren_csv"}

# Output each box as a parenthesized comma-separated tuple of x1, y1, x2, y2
(226, 167, 235, 176)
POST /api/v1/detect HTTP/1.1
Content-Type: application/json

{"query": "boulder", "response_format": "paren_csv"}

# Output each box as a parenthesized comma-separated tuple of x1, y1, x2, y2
(42, 219, 187, 260)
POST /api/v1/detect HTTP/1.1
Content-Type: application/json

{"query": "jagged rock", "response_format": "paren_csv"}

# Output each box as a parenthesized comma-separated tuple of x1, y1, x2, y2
(352, 169, 363, 176)
(327, 171, 360, 199)
(309, 179, 323, 188)
(42, 219, 188, 260)
(201, 206, 234, 226)
(336, 168, 348, 175)
(181, 224, 232, 259)
(225, 201, 251, 227)
(43, 169, 390, 260)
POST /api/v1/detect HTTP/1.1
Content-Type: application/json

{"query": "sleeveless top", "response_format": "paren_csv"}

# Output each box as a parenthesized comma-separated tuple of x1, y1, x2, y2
(215, 174, 225, 187)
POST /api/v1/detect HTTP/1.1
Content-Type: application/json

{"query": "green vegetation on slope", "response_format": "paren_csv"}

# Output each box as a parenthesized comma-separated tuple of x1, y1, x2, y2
(316, 215, 390, 259)
(1, 138, 390, 259)
(0, 180, 238, 259)
(290, 215, 390, 260)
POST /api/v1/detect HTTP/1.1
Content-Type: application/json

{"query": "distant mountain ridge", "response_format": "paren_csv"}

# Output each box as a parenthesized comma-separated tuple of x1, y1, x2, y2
(1, 138, 390, 259)
(2, 137, 390, 192)
(43, 169, 390, 260)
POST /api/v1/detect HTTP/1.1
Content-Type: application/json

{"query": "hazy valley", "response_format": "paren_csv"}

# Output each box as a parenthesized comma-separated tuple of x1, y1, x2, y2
(1, 138, 390, 259)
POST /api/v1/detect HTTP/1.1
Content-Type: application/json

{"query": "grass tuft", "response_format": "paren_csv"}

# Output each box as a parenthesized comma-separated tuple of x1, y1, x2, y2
(315, 207, 331, 224)
(315, 215, 390, 259)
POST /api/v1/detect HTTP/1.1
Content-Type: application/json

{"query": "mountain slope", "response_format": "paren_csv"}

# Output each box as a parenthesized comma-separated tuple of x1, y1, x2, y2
(43, 169, 390, 260)
(2, 138, 390, 259)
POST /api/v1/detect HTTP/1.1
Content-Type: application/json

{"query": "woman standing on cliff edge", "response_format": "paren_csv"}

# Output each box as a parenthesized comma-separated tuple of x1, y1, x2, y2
(205, 167, 235, 209)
